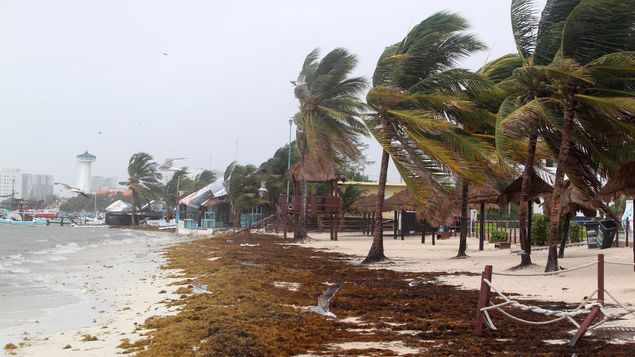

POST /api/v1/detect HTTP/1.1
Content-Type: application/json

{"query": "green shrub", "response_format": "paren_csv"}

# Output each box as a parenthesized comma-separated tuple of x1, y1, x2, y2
(531, 214, 549, 246)
(568, 221, 581, 243)
(490, 230, 508, 243)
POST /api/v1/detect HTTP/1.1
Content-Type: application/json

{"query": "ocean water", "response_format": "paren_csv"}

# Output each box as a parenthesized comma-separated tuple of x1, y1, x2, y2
(0, 224, 179, 346)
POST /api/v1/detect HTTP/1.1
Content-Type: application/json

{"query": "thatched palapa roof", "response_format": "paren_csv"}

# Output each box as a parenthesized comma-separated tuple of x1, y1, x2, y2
(543, 180, 599, 218)
(351, 194, 379, 213)
(599, 161, 635, 199)
(498, 171, 553, 204)
(287, 158, 344, 182)
(383, 189, 418, 212)
(468, 184, 500, 204)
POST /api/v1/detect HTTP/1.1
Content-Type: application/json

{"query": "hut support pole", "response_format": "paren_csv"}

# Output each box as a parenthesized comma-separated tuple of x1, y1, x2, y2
(421, 221, 426, 244)
(401, 210, 405, 240)
(393, 211, 398, 240)
(432, 229, 436, 246)
(479, 203, 485, 251)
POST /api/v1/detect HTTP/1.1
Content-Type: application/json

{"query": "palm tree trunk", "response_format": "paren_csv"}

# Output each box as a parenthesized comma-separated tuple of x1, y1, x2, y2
(363, 149, 389, 264)
(558, 214, 571, 258)
(457, 180, 469, 257)
(518, 131, 538, 267)
(293, 178, 308, 241)
(545, 101, 574, 272)
(132, 191, 139, 225)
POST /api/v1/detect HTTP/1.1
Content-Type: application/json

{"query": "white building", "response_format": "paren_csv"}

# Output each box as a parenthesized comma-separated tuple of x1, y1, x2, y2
(92, 176, 119, 192)
(22, 174, 54, 201)
(76, 151, 96, 193)
(0, 168, 21, 199)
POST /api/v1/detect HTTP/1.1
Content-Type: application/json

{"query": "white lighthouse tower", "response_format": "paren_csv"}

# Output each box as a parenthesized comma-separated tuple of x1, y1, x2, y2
(76, 151, 96, 193)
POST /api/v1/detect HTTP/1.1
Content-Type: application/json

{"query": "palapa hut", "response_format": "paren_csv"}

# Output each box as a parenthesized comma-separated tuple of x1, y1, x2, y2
(496, 171, 553, 257)
(384, 189, 418, 240)
(416, 186, 459, 244)
(599, 161, 635, 199)
(351, 194, 379, 235)
(544, 180, 609, 257)
(284, 158, 344, 240)
(468, 184, 501, 250)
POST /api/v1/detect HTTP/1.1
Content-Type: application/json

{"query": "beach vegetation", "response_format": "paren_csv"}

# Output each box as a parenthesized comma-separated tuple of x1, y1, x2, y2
(531, 213, 549, 246)
(489, 230, 509, 243)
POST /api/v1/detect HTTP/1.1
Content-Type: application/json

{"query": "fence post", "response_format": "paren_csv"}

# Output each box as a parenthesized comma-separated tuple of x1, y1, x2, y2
(570, 254, 604, 347)
(475, 265, 493, 336)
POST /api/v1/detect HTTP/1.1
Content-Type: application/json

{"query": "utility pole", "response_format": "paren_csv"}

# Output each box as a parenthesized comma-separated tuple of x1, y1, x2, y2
(287, 118, 292, 196)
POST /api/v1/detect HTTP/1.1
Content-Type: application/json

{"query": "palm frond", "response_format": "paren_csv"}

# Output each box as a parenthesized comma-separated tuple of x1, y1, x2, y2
(511, 0, 539, 63)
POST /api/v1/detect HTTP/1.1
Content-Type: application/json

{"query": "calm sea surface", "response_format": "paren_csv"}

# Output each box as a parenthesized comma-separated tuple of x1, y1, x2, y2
(0, 224, 178, 346)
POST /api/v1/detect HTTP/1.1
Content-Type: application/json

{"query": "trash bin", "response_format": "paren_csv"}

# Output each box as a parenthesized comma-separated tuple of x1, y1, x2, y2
(599, 219, 618, 249)
(583, 221, 600, 249)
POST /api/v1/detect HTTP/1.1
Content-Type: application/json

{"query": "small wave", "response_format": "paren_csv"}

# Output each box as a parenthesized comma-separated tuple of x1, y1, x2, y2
(32, 242, 84, 257)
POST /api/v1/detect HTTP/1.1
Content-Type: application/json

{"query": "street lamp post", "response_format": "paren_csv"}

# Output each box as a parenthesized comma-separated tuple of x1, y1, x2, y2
(287, 118, 292, 197)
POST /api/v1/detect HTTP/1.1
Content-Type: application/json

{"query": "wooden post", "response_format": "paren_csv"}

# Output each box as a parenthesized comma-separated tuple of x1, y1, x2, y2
(598, 253, 604, 303)
(479, 203, 485, 251)
(570, 254, 604, 346)
(432, 230, 436, 246)
(401, 210, 405, 240)
(474, 265, 493, 336)
(421, 221, 426, 244)
(393, 211, 398, 240)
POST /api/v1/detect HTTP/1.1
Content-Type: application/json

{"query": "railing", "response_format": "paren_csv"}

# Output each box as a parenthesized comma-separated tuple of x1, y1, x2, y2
(279, 195, 341, 216)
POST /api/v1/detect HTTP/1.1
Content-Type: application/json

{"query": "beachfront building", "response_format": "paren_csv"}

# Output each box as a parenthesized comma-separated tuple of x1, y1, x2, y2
(75, 151, 96, 193)
(21, 173, 54, 201)
(0, 168, 21, 199)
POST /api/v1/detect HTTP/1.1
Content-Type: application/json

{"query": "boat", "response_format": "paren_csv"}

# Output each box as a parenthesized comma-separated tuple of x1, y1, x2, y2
(0, 209, 47, 225)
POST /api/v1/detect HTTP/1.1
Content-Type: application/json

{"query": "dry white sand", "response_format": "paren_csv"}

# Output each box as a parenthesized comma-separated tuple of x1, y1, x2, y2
(288, 231, 635, 333)
(3, 236, 187, 357)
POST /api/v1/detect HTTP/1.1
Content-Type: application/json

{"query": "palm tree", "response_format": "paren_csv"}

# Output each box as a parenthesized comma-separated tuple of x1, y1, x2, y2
(223, 162, 265, 230)
(291, 48, 368, 241)
(121, 152, 162, 225)
(194, 170, 216, 187)
(362, 12, 486, 263)
(499, 0, 635, 271)
(164, 169, 194, 220)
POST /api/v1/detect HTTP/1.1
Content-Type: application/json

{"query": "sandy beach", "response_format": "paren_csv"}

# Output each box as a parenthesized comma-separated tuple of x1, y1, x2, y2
(1, 228, 185, 357)
(299, 231, 635, 330)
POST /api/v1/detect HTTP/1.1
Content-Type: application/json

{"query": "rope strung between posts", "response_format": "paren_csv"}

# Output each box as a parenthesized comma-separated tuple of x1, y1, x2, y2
(588, 289, 635, 331)
(481, 279, 599, 331)
(491, 261, 598, 277)
(604, 260, 635, 267)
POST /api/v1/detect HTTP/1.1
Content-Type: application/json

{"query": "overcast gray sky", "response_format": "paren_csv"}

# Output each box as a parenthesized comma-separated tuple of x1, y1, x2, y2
(0, 0, 545, 187)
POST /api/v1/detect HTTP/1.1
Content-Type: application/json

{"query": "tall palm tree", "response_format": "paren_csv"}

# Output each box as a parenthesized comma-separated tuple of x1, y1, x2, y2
(499, 0, 635, 271)
(362, 12, 486, 263)
(121, 152, 162, 225)
(291, 48, 368, 241)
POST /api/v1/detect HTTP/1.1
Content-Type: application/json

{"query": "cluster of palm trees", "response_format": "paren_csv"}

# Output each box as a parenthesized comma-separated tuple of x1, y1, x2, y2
(121, 152, 216, 223)
(291, 0, 635, 272)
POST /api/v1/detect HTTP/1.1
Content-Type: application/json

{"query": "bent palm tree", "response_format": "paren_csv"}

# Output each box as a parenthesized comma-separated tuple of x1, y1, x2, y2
(291, 48, 368, 241)
(363, 12, 488, 262)
(121, 152, 162, 225)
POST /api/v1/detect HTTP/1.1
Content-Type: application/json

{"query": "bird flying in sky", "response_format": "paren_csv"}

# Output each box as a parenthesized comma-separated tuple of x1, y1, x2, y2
(54, 182, 90, 198)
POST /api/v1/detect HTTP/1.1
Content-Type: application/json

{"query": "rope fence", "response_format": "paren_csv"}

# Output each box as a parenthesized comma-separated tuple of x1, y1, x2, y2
(474, 254, 635, 347)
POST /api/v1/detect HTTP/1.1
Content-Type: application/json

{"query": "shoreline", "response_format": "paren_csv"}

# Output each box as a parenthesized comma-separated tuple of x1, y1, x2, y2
(2, 228, 186, 357)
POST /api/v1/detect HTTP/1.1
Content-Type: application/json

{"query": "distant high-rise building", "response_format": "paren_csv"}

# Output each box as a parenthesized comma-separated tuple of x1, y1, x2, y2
(22, 174, 54, 201)
(92, 176, 119, 192)
(0, 168, 21, 199)
(76, 151, 96, 193)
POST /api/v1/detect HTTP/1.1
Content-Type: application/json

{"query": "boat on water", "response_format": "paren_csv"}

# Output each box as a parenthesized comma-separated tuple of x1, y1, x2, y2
(0, 209, 48, 225)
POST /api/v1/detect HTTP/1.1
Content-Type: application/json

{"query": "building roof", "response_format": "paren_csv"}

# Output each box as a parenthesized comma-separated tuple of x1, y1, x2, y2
(77, 151, 96, 159)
